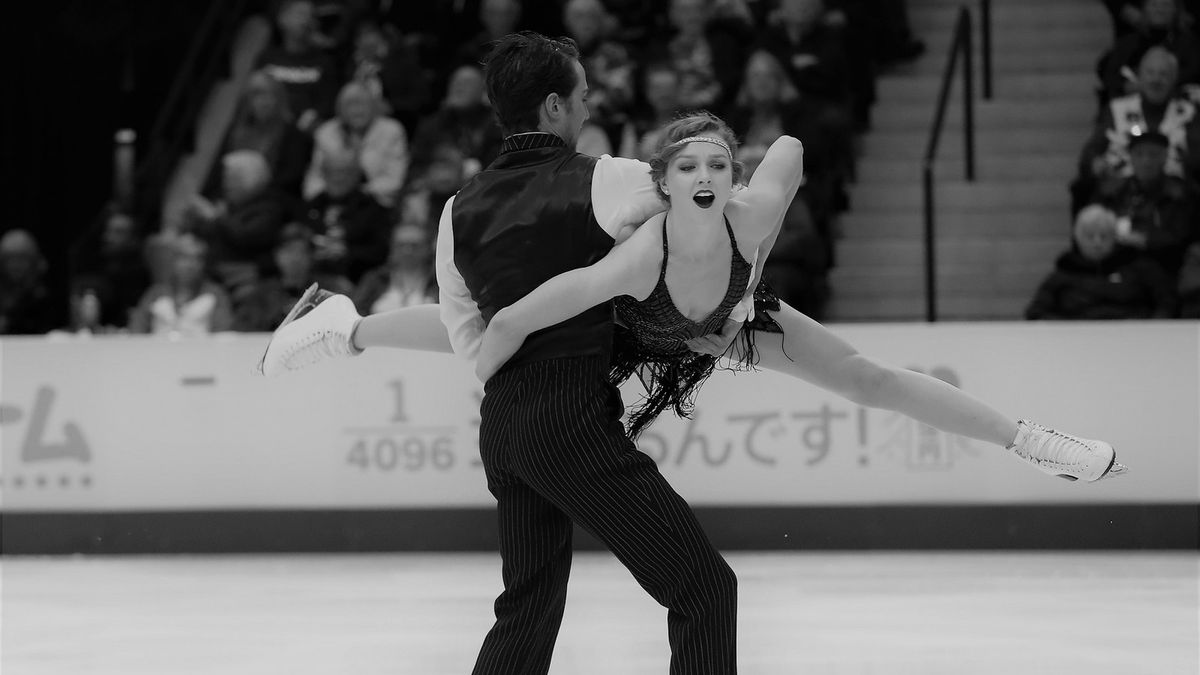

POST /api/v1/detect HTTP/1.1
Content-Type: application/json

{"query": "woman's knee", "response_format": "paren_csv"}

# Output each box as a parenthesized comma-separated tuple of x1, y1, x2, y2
(842, 356, 897, 408)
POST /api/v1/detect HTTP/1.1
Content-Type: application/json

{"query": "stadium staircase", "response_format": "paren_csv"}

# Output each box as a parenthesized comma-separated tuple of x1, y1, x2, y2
(826, 0, 1113, 321)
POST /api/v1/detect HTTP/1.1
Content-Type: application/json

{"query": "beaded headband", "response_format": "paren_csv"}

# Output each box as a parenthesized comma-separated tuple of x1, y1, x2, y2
(670, 135, 732, 158)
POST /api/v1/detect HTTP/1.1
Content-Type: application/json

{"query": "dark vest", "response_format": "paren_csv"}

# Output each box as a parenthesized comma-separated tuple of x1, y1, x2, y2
(452, 133, 614, 372)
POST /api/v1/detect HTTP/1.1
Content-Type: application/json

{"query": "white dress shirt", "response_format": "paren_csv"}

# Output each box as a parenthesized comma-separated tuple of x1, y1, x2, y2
(435, 154, 662, 359)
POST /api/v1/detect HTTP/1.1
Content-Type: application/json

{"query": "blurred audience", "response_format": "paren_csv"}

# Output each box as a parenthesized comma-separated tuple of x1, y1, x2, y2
(234, 222, 353, 331)
(304, 148, 391, 283)
(347, 20, 433, 136)
(1178, 242, 1200, 316)
(562, 0, 637, 151)
(1098, 130, 1196, 277)
(619, 61, 686, 160)
(643, 0, 751, 112)
(129, 234, 234, 336)
(185, 150, 293, 301)
(725, 49, 849, 256)
(256, 0, 341, 132)
(1074, 46, 1200, 213)
(224, 69, 313, 197)
(1025, 205, 1175, 319)
(760, 0, 855, 125)
(305, 81, 410, 208)
(453, 0, 524, 78)
(1098, 0, 1200, 104)
(0, 230, 59, 335)
(409, 64, 502, 177)
(352, 222, 439, 313)
(68, 205, 150, 331)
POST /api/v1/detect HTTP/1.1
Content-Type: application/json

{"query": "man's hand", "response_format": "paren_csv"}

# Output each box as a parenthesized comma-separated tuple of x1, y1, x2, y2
(685, 318, 743, 357)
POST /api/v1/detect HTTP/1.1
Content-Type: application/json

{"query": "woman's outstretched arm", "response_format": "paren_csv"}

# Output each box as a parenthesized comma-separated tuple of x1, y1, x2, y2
(474, 220, 663, 381)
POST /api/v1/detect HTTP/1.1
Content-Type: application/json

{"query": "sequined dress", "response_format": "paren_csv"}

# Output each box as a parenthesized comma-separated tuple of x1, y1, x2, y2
(612, 216, 781, 438)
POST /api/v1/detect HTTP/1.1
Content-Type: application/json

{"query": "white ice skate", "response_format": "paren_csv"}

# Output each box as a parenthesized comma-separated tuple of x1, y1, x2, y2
(1009, 420, 1128, 482)
(254, 283, 362, 377)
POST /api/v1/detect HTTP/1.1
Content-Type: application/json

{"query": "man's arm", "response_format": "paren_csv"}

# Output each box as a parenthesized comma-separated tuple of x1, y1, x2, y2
(592, 155, 666, 238)
(434, 195, 485, 359)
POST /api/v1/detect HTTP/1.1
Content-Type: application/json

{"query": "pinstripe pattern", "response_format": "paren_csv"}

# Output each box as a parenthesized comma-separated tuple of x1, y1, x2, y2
(473, 356, 737, 675)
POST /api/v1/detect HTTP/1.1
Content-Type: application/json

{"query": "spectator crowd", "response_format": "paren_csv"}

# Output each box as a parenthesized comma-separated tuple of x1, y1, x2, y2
(1043, 0, 1200, 319)
(5, 0, 933, 337)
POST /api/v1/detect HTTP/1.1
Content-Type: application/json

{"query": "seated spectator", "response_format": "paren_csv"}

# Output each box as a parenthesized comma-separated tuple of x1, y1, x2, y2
(643, 0, 751, 112)
(1099, 129, 1196, 277)
(451, 0, 524, 81)
(1098, 0, 1200, 104)
(223, 70, 313, 197)
(256, 0, 340, 132)
(1074, 46, 1200, 212)
(1025, 205, 1175, 319)
(234, 223, 353, 331)
(562, 0, 638, 149)
(410, 64, 502, 176)
(760, 0, 855, 122)
(304, 148, 391, 283)
(739, 144, 830, 320)
(347, 20, 433, 137)
(304, 81, 410, 208)
(618, 61, 686, 160)
(352, 223, 438, 314)
(185, 150, 292, 299)
(129, 234, 234, 336)
(725, 49, 849, 255)
(1178, 242, 1200, 316)
(68, 204, 150, 330)
(0, 229, 59, 335)
(403, 140, 471, 233)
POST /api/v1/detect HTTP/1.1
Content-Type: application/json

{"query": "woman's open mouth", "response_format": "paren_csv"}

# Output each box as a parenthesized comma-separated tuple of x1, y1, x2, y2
(693, 190, 715, 208)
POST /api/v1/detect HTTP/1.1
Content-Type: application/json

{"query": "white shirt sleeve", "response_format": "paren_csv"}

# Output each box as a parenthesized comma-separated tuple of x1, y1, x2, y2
(435, 195, 485, 360)
(591, 155, 665, 238)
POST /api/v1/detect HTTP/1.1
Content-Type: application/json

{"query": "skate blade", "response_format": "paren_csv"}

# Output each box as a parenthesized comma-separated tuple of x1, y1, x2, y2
(1098, 461, 1129, 480)
(253, 283, 323, 375)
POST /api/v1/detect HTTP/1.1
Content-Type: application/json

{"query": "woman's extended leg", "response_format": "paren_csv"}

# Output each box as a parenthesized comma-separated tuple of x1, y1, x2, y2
(744, 302, 1124, 481)
(752, 302, 1017, 447)
(258, 285, 452, 376)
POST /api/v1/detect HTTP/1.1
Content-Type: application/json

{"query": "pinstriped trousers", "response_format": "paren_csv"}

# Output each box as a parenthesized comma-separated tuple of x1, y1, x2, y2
(472, 356, 737, 675)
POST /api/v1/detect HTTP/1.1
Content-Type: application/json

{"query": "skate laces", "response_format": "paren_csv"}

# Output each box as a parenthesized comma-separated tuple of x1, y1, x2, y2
(1019, 422, 1091, 470)
(282, 317, 351, 369)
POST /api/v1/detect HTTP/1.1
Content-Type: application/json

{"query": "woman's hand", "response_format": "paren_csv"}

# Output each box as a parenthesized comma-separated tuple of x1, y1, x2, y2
(685, 318, 743, 357)
(475, 309, 525, 383)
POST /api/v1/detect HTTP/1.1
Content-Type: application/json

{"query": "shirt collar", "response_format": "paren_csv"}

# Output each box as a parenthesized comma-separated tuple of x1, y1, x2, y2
(500, 132, 567, 154)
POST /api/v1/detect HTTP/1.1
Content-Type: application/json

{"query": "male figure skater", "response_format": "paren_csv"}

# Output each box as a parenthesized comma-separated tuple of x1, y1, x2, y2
(421, 32, 740, 674)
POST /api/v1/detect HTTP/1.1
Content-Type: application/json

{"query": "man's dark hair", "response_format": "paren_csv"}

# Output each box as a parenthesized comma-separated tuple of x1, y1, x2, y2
(483, 31, 580, 135)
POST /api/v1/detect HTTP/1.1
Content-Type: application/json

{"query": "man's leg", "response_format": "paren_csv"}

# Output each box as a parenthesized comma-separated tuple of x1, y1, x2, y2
(509, 359, 738, 675)
(472, 482, 573, 675)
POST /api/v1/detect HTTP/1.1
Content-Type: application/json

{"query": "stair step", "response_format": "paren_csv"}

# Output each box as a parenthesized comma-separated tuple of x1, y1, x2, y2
(877, 72, 1096, 103)
(825, 293, 1032, 322)
(860, 128, 1089, 160)
(871, 98, 1096, 133)
(910, 3, 1109, 32)
(848, 179, 1067, 212)
(839, 208, 1070, 238)
(829, 266, 1049, 297)
(835, 236, 1065, 269)
(854, 153, 1079, 183)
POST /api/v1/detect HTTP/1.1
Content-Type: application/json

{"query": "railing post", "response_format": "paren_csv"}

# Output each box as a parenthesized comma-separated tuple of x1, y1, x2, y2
(964, 9, 975, 182)
(982, 0, 993, 100)
(923, 163, 937, 322)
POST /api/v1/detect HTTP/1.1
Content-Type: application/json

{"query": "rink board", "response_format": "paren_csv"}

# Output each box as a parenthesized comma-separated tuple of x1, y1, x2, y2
(1, 322, 1197, 552)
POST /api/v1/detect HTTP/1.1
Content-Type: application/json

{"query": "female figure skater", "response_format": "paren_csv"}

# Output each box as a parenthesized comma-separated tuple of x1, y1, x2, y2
(258, 113, 1126, 483)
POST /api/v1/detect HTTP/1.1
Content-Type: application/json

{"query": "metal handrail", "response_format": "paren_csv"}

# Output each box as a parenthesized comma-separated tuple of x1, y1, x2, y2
(921, 6, 976, 322)
(124, 0, 255, 226)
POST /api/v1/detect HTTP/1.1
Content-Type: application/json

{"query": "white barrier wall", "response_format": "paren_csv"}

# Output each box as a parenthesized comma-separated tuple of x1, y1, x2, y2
(1, 322, 1197, 512)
